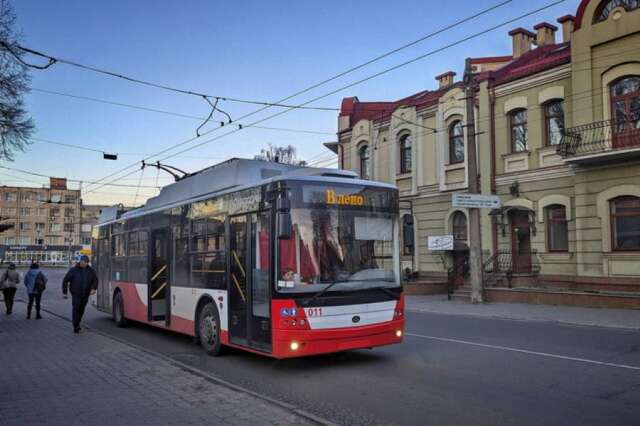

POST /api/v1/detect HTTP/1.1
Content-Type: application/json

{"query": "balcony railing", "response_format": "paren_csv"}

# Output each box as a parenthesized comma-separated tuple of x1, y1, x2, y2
(557, 119, 640, 159)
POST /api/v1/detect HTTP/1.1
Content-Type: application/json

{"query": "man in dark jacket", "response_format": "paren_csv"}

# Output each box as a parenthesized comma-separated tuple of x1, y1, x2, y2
(62, 255, 98, 333)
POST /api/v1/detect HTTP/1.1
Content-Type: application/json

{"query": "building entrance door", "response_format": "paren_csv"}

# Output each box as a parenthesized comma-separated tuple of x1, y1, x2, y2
(451, 250, 468, 287)
(510, 211, 532, 274)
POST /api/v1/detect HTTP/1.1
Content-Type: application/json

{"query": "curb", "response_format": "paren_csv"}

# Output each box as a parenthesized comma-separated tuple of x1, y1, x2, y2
(405, 307, 640, 331)
(20, 300, 337, 426)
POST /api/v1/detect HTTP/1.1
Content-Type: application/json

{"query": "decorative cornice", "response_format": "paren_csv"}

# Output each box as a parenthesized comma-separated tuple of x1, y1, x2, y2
(494, 64, 571, 97)
(495, 165, 574, 185)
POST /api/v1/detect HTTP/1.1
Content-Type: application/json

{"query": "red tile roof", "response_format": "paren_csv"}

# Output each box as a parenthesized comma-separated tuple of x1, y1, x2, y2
(490, 42, 571, 85)
(339, 85, 460, 132)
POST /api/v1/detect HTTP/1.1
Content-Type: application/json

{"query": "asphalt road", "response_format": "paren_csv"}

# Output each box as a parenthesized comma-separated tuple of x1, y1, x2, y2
(10, 268, 640, 425)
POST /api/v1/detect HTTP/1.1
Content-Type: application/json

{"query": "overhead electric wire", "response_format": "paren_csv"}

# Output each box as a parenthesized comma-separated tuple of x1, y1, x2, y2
(145, 1, 567, 165)
(1, 40, 338, 112)
(31, 89, 337, 135)
(79, 0, 515, 193)
(0, 165, 161, 189)
(30, 137, 226, 160)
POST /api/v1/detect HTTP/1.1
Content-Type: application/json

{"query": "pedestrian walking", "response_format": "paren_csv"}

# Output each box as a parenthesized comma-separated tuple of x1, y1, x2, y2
(62, 255, 98, 334)
(0, 263, 20, 315)
(24, 262, 47, 319)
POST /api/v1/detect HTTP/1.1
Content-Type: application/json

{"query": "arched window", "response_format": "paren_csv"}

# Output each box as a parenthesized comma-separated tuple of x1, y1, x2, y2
(399, 134, 412, 174)
(594, 0, 640, 23)
(546, 205, 568, 252)
(610, 76, 640, 148)
(610, 196, 640, 251)
(509, 109, 528, 152)
(449, 121, 465, 164)
(544, 100, 564, 146)
(359, 145, 370, 180)
(452, 211, 468, 242)
(402, 214, 414, 255)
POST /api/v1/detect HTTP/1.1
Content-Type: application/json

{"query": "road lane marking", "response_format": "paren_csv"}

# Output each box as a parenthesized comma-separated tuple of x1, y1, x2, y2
(406, 332, 640, 371)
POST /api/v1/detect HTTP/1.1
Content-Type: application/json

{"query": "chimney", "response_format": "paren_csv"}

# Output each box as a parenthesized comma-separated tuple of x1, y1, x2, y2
(533, 22, 557, 46)
(557, 15, 575, 43)
(508, 28, 535, 59)
(435, 71, 456, 89)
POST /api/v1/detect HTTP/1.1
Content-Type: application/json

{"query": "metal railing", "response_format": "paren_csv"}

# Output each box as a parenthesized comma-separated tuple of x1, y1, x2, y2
(557, 119, 640, 158)
(482, 249, 540, 288)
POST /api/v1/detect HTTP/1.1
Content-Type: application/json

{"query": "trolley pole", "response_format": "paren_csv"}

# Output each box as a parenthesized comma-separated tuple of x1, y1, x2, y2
(464, 58, 483, 303)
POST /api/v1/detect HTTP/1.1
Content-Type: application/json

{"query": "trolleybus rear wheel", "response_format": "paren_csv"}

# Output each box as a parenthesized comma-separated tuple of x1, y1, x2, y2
(113, 291, 128, 328)
(198, 303, 223, 356)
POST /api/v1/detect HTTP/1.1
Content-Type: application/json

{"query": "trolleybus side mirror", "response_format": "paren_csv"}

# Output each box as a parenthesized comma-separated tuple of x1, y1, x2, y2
(277, 212, 292, 239)
(276, 198, 292, 239)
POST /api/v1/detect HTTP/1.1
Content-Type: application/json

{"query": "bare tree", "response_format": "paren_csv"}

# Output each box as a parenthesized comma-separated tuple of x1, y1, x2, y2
(254, 143, 306, 166)
(0, 0, 33, 160)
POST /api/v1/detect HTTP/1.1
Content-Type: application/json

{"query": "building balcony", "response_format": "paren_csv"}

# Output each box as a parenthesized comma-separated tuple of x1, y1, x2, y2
(557, 119, 640, 165)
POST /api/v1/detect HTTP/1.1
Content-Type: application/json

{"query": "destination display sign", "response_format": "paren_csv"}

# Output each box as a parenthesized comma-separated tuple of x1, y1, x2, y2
(452, 193, 501, 209)
(299, 183, 397, 212)
(325, 189, 365, 206)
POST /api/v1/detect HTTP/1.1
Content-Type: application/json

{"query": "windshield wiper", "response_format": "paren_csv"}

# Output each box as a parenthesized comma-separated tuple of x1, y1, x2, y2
(303, 281, 345, 306)
(371, 286, 400, 299)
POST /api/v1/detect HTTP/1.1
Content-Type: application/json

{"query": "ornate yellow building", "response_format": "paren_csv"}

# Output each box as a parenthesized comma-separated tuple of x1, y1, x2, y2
(329, 0, 640, 307)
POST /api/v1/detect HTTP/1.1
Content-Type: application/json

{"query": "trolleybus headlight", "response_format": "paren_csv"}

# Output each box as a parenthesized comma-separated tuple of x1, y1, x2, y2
(290, 341, 300, 351)
(395, 330, 403, 338)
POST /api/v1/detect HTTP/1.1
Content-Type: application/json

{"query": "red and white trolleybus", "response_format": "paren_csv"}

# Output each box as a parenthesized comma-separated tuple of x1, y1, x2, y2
(93, 159, 404, 358)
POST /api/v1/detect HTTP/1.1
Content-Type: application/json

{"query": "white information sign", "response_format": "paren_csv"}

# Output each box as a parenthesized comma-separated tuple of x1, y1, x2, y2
(427, 235, 454, 251)
(452, 193, 501, 209)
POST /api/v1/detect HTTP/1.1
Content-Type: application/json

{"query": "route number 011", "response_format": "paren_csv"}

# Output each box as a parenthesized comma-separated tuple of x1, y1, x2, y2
(307, 307, 323, 317)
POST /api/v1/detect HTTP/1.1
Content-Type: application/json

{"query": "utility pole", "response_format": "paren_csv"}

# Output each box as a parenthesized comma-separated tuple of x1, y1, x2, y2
(464, 58, 483, 303)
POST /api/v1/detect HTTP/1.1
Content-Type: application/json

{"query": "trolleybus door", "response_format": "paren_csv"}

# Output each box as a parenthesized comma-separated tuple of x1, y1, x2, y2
(96, 238, 111, 311)
(149, 229, 170, 323)
(249, 212, 272, 352)
(229, 216, 248, 344)
(228, 213, 272, 351)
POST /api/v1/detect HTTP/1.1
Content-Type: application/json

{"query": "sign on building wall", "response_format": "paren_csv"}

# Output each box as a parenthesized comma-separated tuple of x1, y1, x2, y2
(427, 235, 454, 251)
(49, 177, 68, 190)
(452, 193, 501, 209)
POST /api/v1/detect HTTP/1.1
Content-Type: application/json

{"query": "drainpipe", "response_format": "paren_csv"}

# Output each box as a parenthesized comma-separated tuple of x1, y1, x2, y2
(489, 75, 498, 258)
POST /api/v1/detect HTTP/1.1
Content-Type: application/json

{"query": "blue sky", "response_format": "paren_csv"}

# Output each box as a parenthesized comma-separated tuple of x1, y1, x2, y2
(8, 0, 580, 205)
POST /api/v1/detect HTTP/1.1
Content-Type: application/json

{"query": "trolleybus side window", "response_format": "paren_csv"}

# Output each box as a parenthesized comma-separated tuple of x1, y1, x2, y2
(174, 234, 190, 286)
(127, 230, 148, 283)
(112, 233, 127, 281)
(190, 215, 226, 289)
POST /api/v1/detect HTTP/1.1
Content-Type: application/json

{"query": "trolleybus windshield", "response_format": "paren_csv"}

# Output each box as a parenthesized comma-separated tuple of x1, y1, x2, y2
(276, 182, 399, 294)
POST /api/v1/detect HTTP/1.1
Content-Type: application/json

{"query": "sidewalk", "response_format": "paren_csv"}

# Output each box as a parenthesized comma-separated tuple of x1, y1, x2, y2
(406, 295, 640, 330)
(0, 303, 325, 426)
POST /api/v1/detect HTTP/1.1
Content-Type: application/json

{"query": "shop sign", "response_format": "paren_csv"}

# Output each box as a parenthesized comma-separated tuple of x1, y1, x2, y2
(452, 193, 501, 209)
(427, 235, 454, 251)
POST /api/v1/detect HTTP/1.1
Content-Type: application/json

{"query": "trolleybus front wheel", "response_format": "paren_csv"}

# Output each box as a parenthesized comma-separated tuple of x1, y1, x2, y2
(113, 290, 128, 328)
(198, 303, 223, 356)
